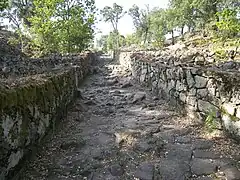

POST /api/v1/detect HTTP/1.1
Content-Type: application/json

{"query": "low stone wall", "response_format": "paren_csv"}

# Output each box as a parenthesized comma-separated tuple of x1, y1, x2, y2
(119, 51, 240, 140)
(0, 52, 95, 179)
(0, 52, 97, 79)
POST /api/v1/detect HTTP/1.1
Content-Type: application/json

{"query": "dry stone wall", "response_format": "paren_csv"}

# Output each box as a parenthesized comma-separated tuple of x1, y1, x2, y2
(0, 52, 96, 179)
(119, 51, 240, 141)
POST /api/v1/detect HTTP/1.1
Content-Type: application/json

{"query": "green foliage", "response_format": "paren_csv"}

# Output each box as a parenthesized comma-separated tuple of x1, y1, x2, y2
(216, 8, 240, 39)
(204, 110, 218, 132)
(101, 3, 126, 52)
(215, 49, 227, 59)
(1, 0, 95, 56)
(28, 0, 95, 55)
(0, 0, 8, 11)
(129, 4, 151, 45)
(124, 0, 239, 49)
(98, 32, 126, 52)
(101, 3, 125, 32)
(125, 33, 141, 47)
(10, 0, 34, 27)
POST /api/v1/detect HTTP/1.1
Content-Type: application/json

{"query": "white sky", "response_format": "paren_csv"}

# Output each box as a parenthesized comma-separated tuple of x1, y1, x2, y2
(95, 0, 169, 38)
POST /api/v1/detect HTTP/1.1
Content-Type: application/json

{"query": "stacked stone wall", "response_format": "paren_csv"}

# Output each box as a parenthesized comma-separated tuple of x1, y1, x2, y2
(119, 51, 240, 140)
(0, 52, 96, 179)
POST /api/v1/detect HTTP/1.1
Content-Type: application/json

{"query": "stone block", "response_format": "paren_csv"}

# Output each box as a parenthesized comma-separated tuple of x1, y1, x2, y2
(223, 166, 240, 180)
(191, 158, 217, 176)
(179, 93, 187, 103)
(191, 68, 201, 75)
(198, 100, 218, 113)
(195, 76, 208, 88)
(134, 163, 154, 180)
(157, 159, 190, 180)
(186, 70, 195, 88)
(193, 150, 219, 159)
(197, 88, 208, 98)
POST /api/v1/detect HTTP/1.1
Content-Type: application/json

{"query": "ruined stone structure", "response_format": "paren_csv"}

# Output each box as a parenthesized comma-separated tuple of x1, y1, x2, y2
(1, 49, 240, 179)
(0, 52, 97, 179)
(119, 50, 240, 140)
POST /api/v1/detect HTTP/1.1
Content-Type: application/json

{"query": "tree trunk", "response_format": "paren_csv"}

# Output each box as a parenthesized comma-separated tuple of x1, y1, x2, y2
(181, 26, 184, 39)
(171, 30, 174, 45)
(67, 2, 71, 53)
(114, 30, 119, 59)
(143, 28, 149, 45)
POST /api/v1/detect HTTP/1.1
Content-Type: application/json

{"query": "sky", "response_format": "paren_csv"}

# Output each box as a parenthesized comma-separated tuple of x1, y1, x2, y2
(95, 0, 169, 38)
(0, 0, 170, 41)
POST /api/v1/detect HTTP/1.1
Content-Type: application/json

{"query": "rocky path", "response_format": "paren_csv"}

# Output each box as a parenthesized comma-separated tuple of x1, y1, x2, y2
(21, 57, 240, 180)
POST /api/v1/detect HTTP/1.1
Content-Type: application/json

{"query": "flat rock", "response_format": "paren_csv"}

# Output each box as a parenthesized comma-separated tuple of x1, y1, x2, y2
(121, 81, 132, 88)
(223, 166, 240, 180)
(193, 139, 214, 150)
(175, 136, 192, 144)
(193, 150, 219, 159)
(106, 79, 118, 86)
(109, 164, 124, 176)
(134, 163, 154, 180)
(191, 158, 217, 176)
(134, 141, 152, 152)
(132, 92, 146, 103)
(158, 159, 190, 180)
(165, 144, 193, 161)
(153, 132, 175, 143)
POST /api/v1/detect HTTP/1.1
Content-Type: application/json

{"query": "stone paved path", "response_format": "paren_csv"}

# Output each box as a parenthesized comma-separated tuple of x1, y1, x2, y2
(20, 57, 240, 180)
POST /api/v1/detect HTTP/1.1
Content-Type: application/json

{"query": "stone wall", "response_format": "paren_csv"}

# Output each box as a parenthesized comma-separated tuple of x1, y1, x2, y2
(119, 51, 240, 140)
(0, 52, 95, 179)
(0, 52, 97, 79)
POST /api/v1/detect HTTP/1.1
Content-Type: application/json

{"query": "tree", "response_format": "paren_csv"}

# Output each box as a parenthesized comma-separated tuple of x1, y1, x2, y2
(125, 33, 141, 47)
(101, 3, 126, 55)
(0, 0, 32, 51)
(216, 8, 240, 39)
(164, 8, 178, 45)
(149, 8, 166, 47)
(169, 0, 195, 34)
(54, 0, 95, 53)
(97, 35, 108, 51)
(97, 32, 126, 52)
(129, 4, 151, 45)
(10, 0, 34, 27)
(0, 0, 8, 11)
(28, 0, 95, 55)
